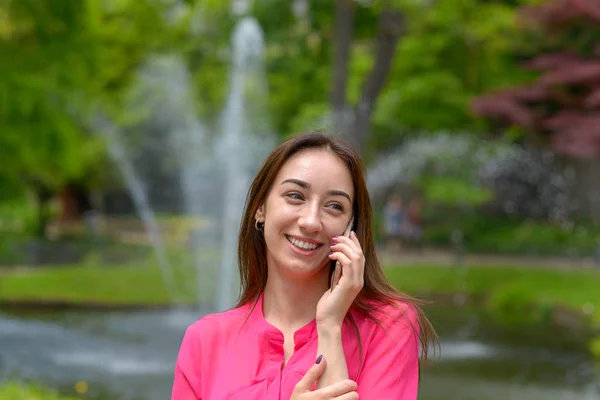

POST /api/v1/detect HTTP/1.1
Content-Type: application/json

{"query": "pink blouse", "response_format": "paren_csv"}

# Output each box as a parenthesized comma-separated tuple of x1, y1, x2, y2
(172, 293, 420, 399)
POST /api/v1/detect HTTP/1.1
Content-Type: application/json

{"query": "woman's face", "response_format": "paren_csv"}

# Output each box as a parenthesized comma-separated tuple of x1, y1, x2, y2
(256, 149, 354, 280)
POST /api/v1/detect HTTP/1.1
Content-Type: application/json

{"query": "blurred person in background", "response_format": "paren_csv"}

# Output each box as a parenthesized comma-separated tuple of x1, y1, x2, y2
(381, 193, 407, 254)
(405, 198, 424, 252)
(172, 132, 436, 400)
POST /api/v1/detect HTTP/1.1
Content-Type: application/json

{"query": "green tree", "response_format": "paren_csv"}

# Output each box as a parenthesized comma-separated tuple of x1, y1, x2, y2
(0, 0, 182, 236)
(256, 0, 527, 155)
(372, 0, 528, 149)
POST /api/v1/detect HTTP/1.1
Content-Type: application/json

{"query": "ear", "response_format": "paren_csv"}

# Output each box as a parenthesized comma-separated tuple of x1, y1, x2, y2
(254, 204, 265, 222)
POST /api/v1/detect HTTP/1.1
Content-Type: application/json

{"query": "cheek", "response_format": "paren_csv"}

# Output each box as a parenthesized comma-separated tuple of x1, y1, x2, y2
(266, 203, 295, 225)
(325, 219, 350, 238)
(264, 209, 289, 239)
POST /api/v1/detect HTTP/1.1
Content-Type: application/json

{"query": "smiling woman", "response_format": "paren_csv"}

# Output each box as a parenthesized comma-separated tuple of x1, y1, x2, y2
(171, 132, 438, 400)
(255, 149, 354, 282)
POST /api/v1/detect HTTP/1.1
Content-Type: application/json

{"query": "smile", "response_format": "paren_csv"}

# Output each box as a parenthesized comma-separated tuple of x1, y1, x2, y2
(285, 235, 322, 251)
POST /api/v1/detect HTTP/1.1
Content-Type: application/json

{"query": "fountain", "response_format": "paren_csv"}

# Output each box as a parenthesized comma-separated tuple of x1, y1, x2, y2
(93, 114, 178, 302)
(129, 54, 220, 307)
(92, 3, 272, 311)
(215, 14, 273, 310)
(366, 133, 582, 227)
(366, 133, 516, 197)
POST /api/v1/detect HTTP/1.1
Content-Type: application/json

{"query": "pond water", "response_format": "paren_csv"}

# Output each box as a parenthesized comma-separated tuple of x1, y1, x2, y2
(0, 303, 598, 400)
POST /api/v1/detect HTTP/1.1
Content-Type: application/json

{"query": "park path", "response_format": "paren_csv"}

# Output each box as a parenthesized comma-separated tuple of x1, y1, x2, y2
(378, 247, 600, 270)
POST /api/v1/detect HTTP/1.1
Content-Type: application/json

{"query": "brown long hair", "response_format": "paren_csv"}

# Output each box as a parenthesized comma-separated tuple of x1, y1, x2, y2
(236, 132, 438, 361)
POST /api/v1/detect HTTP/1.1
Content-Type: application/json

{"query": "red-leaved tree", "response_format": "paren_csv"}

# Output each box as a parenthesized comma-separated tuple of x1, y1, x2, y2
(471, 0, 600, 158)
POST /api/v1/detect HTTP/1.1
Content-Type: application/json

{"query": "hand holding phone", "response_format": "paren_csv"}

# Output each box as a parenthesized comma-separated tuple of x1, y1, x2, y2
(330, 216, 354, 289)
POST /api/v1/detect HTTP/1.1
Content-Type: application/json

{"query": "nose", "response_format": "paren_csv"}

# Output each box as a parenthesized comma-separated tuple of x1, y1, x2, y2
(298, 203, 322, 233)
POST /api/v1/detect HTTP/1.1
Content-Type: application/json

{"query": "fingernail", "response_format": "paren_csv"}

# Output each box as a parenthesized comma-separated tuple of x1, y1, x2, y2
(328, 251, 334, 255)
(332, 235, 339, 238)
(315, 354, 323, 364)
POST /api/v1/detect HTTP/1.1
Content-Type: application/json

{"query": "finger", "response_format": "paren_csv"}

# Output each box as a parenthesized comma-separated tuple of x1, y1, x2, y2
(350, 230, 361, 247)
(328, 251, 356, 284)
(328, 251, 352, 270)
(314, 380, 357, 398)
(331, 261, 342, 288)
(332, 234, 363, 255)
(334, 391, 359, 400)
(332, 235, 355, 246)
(294, 356, 326, 392)
(329, 246, 356, 283)
(330, 243, 363, 281)
(330, 242, 359, 262)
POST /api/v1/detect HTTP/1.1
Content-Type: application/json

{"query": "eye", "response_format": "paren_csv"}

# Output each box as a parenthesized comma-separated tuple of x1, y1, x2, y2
(284, 192, 304, 201)
(327, 203, 344, 212)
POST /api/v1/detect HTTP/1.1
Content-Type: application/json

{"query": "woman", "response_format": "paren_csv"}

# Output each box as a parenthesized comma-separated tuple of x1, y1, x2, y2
(172, 132, 436, 399)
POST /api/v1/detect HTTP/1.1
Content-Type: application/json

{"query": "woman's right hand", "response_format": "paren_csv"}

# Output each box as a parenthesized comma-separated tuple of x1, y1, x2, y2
(291, 357, 359, 399)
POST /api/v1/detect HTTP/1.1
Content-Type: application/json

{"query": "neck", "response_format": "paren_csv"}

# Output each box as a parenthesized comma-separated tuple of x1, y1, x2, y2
(262, 264, 329, 332)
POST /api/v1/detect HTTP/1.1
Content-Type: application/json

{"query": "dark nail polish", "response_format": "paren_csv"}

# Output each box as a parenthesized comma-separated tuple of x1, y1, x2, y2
(328, 251, 334, 255)
(315, 354, 323, 364)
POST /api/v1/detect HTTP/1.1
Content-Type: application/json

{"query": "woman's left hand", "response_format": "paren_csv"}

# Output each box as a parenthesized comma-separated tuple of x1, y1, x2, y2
(316, 231, 365, 329)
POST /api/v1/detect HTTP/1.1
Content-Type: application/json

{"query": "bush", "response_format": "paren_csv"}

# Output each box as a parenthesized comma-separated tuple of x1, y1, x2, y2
(421, 209, 600, 257)
(591, 337, 600, 361)
(485, 285, 552, 326)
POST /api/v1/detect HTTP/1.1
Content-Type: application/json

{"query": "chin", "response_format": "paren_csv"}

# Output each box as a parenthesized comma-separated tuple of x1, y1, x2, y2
(284, 258, 328, 279)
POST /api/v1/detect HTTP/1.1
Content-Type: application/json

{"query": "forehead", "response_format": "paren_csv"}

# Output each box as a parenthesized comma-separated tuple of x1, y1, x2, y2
(276, 149, 354, 193)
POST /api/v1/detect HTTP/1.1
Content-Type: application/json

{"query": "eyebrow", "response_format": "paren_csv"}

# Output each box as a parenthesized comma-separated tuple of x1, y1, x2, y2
(281, 178, 352, 203)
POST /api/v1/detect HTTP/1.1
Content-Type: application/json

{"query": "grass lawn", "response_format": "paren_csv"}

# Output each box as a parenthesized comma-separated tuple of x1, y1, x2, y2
(386, 264, 600, 315)
(0, 382, 79, 400)
(0, 263, 198, 306)
(1, 261, 598, 323)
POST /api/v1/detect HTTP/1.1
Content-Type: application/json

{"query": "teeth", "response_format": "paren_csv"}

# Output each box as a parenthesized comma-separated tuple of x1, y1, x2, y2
(287, 236, 319, 250)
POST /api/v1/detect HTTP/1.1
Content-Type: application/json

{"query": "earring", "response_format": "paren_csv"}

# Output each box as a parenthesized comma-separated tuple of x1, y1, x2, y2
(255, 219, 264, 231)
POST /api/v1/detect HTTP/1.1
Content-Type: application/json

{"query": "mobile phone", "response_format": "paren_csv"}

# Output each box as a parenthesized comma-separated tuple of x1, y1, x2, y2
(330, 216, 355, 289)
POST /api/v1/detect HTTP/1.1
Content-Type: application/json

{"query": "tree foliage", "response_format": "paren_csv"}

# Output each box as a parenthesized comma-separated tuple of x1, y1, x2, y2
(373, 0, 524, 145)
(0, 0, 547, 225)
(0, 0, 184, 234)
(1, 0, 192, 184)
(472, 0, 600, 158)
(250, 0, 527, 155)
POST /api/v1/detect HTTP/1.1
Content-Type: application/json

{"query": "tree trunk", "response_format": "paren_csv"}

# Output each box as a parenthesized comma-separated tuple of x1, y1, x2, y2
(345, 8, 405, 153)
(572, 157, 600, 225)
(34, 185, 53, 238)
(331, 0, 355, 135)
